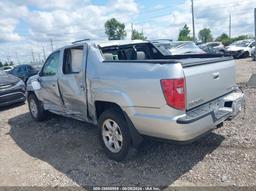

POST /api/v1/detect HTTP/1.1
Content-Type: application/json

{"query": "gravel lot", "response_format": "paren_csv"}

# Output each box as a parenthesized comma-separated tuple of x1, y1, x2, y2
(0, 58, 256, 188)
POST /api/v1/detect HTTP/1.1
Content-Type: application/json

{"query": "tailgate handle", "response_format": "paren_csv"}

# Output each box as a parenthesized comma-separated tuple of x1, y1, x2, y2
(213, 72, 220, 80)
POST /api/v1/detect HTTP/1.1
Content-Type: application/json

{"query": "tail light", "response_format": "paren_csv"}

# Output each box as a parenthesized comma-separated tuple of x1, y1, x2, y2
(160, 78, 186, 110)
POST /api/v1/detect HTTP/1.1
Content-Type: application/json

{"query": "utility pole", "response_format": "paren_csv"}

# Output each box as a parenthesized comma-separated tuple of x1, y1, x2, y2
(37, 53, 41, 65)
(131, 23, 134, 40)
(191, 0, 196, 42)
(42, 46, 46, 61)
(31, 48, 35, 64)
(15, 52, 20, 65)
(254, 8, 256, 42)
(50, 39, 54, 52)
(6, 55, 10, 64)
(229, 13, 232, 38)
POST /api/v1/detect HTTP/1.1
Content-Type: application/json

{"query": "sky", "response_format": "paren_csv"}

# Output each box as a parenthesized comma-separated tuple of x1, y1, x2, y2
(0, 0, 255, 64)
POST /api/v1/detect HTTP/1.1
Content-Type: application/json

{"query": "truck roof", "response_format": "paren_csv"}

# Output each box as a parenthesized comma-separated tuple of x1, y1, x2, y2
(56, 40, 148, 51)
(72, 39, 147, 47)
(95, 40, 147, 47)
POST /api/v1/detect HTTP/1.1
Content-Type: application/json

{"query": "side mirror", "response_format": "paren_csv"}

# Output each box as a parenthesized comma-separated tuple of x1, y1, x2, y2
(31, 80, 41, 90)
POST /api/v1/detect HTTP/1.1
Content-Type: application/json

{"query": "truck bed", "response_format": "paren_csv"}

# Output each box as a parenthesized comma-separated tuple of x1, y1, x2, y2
(103, 56, 235, 110)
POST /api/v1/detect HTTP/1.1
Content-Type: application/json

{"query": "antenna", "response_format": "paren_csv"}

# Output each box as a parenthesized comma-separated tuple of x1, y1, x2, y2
(72, 38, 90, 44)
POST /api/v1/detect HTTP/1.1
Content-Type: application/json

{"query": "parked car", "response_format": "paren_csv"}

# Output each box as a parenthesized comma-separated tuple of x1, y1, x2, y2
(252, 46, 256, 61)
(0, 70, 26, 107)
(226, 39, 255, 59)
(199, 42, 226, 54)
(26, 40, 244, 161)
(9, 64, 39, 82)
(152, 40, 206, 55)
(0, 65, 14, 72)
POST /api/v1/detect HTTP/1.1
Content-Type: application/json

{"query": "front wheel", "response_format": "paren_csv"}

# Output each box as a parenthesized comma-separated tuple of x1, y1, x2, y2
(98, 109, 131, 161)
(28, 94, 47, 121)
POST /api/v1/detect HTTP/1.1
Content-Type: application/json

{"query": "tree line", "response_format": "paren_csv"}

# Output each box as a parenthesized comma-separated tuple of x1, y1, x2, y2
(1, 18, 252, 66)
(0, 61, 14, 68)
(178, 24, 252, 45)
(104, 18, 252, 46)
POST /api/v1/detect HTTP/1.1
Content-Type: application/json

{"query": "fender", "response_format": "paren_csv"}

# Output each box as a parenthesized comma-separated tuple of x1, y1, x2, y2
(93, 88, 134, 107)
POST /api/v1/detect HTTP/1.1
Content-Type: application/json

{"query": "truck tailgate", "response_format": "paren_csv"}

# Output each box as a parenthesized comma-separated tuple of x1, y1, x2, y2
(181, 57, 236, 110)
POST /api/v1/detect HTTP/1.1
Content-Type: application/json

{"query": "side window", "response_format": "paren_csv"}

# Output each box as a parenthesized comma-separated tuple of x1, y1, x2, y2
(135, 45, 151, 59)
(122, 47, 136, 60)
(63, 47, 83, 74)
(41, 51, 60, 76)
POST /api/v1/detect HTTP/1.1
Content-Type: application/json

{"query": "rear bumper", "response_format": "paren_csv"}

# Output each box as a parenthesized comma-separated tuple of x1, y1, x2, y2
(127, 90, 244, 142)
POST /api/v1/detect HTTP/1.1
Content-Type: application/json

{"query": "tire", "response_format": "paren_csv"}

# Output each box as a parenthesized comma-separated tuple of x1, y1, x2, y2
(219, 50, 225, 54)
(243, 51, 249, 58)
(28, 93, 47, 121)
(98, 108, 131, 161)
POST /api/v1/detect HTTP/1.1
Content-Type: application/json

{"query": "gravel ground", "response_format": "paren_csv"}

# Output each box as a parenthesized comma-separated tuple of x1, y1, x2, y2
(0, 58, 256, 188)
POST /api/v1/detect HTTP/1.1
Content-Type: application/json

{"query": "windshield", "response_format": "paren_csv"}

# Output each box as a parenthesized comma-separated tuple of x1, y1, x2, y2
(231, 40, 251, 47)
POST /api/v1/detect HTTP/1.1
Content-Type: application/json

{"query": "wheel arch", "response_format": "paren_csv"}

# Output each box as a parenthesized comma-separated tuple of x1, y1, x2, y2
(95, 100, 143, 147)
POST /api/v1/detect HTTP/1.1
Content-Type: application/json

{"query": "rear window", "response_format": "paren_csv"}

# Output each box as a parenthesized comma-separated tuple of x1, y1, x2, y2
(100, 43, 162, 61)
(63, 46, 83, 74)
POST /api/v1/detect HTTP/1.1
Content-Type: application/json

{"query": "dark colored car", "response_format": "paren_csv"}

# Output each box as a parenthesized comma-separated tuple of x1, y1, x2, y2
(9, 64, 39, 82)
(0, 70, 26, 107)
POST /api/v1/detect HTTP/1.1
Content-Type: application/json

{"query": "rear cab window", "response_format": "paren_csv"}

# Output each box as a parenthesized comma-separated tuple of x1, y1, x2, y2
(63, 46, 83, 74)
(100, 43, 163, 61)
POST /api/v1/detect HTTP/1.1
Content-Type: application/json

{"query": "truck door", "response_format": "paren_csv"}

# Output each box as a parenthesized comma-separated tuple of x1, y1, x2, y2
(38, 51, 63, 111)
(57, 45, 88, 120)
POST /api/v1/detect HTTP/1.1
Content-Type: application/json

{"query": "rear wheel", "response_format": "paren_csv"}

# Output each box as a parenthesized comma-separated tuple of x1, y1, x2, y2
(243, 51, 249, 58)
(98, 109, 131, 161)
(28, 94, 47, 121)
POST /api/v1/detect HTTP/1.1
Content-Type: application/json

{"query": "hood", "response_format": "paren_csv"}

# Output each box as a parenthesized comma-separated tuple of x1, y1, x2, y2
(0, 73, 20, 86)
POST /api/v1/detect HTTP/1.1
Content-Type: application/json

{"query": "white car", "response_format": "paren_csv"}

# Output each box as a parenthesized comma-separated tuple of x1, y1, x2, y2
(152, 41, 206, 55)
(0, 65, 13, 72)
(200, 42, 226, 54)
(226, 39, 255, 59)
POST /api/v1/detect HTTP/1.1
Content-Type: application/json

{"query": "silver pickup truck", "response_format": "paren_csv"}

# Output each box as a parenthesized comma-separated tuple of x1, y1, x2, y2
(26, 40, 244, 161)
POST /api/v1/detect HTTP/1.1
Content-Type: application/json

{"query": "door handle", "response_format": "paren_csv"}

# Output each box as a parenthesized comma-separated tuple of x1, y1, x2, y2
(80, 84, 85, 91)
(213, 72, 220, 80)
